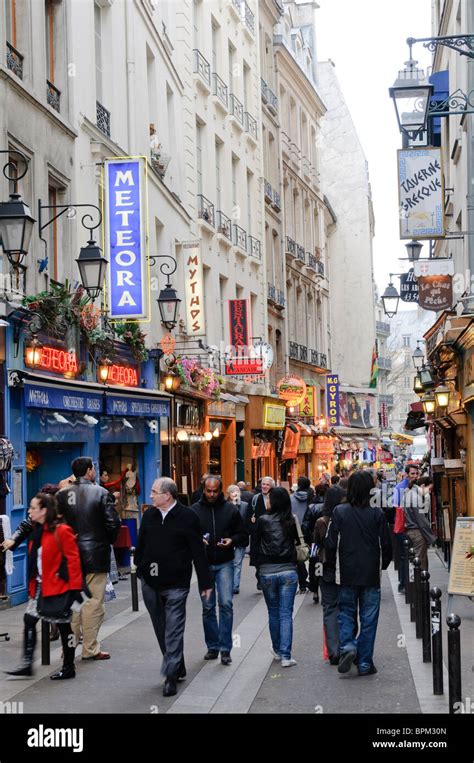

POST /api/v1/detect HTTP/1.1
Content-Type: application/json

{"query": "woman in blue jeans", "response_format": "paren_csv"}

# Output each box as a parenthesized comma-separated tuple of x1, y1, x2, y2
(255, 487, 299, 667)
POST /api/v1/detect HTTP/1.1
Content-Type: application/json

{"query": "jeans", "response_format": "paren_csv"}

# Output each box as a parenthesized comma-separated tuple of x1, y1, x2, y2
(320, 578, 339, 659)
(260, 569, 298, 660)
(201, 561, 234, 653)
(141, 581, 189, 678)
(338, 585, 381, 673)
(233, 547, 246, 592)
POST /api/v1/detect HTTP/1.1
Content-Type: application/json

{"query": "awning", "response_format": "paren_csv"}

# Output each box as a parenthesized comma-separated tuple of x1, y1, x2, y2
(390, 432, 414, 443)
(220, 393, 241, 403)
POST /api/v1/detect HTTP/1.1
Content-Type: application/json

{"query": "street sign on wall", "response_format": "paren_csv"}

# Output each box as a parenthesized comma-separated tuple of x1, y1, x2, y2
(398, 147, 445, 239)
(105, 157, 149, 319)
(183, 242, 205, 336)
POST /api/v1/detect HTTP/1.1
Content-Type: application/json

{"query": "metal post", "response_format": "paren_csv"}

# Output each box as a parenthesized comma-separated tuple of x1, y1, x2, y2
(447, 614, 462, 714)
(413, 557, 422, 638)
(130, 546, 139, 612)
(41, 620, 50, 665)
(403, 538, 411, 605)
(430, 587, 443, 695)
(408, 547, 415, 622)
(420, 570, 431, 663)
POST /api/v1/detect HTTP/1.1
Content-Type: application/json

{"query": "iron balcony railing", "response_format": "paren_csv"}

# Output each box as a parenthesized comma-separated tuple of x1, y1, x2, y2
(212, 72, 228, 108)
(245, 111, 257, 140)
(231, 0, 241, 13)
(316, 260, 324, 277)
(266, 86, 278, 113)
(307, 254, 317, 271)
(379, 394, 394, 406)
(6, 41, 23, 79)
(378, 357, 392, 371)
(193, 49, 210, 87)
(289, 342, 327, 368)
(264, 180, 273, 202)
(286, 236, 296, 255)
(197, 194, 215, 227)
(272, 191, 281, 210)
(242, 1, 255, 34)
(376, 320, 391, 335)
(217, 210, 232, 240)
(233, 223, 247, 250)
(268, 284, 285, 308)
(97, 101, 111, 137)
(248, 235, 261, 260)
(230, 94, 244, 125)
(296, 244, 306, 263)
(261, 78, 268, 103)
(46, 80, 60, 112)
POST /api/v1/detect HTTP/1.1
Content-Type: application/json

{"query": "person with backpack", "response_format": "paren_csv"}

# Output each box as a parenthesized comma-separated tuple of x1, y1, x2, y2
(245, 476, 274, 591)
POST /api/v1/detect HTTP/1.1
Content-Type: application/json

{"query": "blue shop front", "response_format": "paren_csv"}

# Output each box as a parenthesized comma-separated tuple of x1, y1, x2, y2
(5, 330, 170, 605)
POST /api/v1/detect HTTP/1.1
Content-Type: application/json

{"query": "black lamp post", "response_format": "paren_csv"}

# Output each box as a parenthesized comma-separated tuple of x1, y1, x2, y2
(412, 342, 424, 371)
(413, 373, 424, 398)
(0, 150, 35, 270)
(381, 280, 400, 318)
(405, 239, 423, 261)
(157, 284, 181, 331)
(419, 363, 435, 388)
(389, 55, 433, 139)
(76, 239, 108, 300)
(434, 384, 450, 408)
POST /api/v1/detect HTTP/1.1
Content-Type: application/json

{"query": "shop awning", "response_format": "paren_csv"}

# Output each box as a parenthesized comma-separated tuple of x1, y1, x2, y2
(390, 432, 414, 443)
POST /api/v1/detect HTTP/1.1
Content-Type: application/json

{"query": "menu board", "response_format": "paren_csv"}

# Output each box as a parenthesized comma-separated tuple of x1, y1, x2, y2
(448, 518, 474, 597)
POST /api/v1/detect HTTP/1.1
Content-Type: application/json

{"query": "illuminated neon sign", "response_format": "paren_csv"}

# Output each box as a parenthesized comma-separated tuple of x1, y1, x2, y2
(98, 363, 139, 387)
(25, 345, 78, 376)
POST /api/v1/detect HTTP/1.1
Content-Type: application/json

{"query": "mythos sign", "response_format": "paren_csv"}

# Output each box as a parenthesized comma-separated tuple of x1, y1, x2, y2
(105, 158, 149, 320)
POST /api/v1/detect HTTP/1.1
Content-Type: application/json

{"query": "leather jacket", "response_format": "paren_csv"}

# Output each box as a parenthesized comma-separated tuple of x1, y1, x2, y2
(255, 513, 297, 565)
(56, 478, 121, 573)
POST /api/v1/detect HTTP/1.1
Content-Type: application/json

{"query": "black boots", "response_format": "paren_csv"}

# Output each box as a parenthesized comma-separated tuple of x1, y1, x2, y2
(50, 666, 76, 680)
(5, 621, 37, 677)
(51, 623, 76, 680)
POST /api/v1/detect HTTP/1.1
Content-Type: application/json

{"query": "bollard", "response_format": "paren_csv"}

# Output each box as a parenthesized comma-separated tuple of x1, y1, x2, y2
(413, 557, 422, 638)
(447, 614, 462, 714)
(430, 587, 443, 695)
(403, 539, 411, 605)
(130, 546, 139, 612)
(420, 570, 431, 663)
(41, 620, 50, 666)
(408, 548, 416, 622)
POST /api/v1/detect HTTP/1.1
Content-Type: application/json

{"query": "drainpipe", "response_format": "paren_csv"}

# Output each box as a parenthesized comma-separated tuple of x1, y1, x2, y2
(125, 0, 136, 153)
(465, 1, 474, 313)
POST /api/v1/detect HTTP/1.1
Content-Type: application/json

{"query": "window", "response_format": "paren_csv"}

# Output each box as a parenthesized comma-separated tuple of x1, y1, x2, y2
(243, 62, 250, 110)
(404, 354, 411, 368)
(146, 46, 157, 130)
(246, 170, 252, 235)
(6, 0, 17, 45)
(47, 185, 58, 280)
(231, 154, 238, 208)
(196, 121, 203, 195)
(228, 42, 235, 94)
(215, 139, 222, 210)
(45, 0, 55, 83)
(211, 17, 218, 72)
(94, 1, 103, 101)
(403, 335, 411, 347)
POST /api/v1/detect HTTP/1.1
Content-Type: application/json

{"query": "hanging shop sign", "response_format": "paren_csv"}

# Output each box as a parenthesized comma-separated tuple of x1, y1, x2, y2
(229, 299, 250, 349)
(448, 517, 474, 597)
(225, 357, 263, 375)
(281, 427, 300, 460)
(25, 383, 103, 413)
(105, 395, 170, 417)
(98, 362, 139, 387)
(105, 157, 148, 320)
(463, 346, 474, 402)
(314, 437, 335, 458)
(24, 345, 78, 377)
(399, 269, 419, 303)
(326, 375, 340, 426)
(263, 401, 286, 429)
(380, 402, 389, 429)
(251, 442, 273, 459)
(160, 334, 176, 355)
(339, 391, 377, 429)
(183, 241, 205, 336)
(416, 275, 453, 312)
(299, 386, 316, 418)
(298, 436, 313, 454)
(397, 147, 444, 239)
(277, 375, 306, 407)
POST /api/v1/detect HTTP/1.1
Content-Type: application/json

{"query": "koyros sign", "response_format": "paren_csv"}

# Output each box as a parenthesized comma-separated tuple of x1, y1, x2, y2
(105, 158, 148, 320)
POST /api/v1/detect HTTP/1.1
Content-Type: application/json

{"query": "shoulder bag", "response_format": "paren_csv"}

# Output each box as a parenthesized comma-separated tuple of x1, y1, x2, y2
(294, 515, 310, 563)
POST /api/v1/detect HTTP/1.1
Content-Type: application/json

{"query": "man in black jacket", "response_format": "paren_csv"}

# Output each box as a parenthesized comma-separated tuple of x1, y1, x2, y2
(191, 476, 248, 665)
(56, 457, 120, 661)
(325, 470, 392, 676)
(135, 477, 212, 697)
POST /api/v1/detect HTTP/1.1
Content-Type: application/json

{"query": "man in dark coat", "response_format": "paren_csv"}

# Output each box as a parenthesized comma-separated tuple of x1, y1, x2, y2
(135, 477, 212, 697)
(245, 476, 274, 590)
(237, 481, 254, 505)
(325, 470, 392, 676)
(191, 476, 248, 665)
(56, 457, 121, 661)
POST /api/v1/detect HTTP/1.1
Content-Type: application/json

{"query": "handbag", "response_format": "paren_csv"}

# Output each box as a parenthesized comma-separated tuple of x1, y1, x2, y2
(394, 506, 406, 535)
(294, 515, 310, 563)
(37, 591, 72, 619)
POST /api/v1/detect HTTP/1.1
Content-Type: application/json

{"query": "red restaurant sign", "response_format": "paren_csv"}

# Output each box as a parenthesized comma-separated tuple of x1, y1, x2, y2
(100, 363, 139, 387)
(25, 345, 78, 376)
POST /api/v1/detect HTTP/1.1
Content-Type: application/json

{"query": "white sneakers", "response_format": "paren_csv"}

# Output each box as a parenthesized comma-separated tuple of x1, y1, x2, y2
(281, 658, 297, 668)
(270, 648, 281, 660)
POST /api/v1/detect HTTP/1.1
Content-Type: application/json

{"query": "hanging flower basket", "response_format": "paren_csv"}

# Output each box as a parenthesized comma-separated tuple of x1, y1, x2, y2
(166, 356, 224, 399)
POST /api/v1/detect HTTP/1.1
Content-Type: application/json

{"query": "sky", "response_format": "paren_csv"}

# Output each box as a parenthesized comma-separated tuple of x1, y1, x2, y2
(316, 0, 432, 299)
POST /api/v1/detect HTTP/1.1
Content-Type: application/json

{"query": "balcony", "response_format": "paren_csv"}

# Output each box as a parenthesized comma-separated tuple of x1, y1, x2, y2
(197, 194, 215, 227)
(307, 254, 317, 272)
(266, 86, 278, 115)
(272, 190, 281, 211)
(46, 80, 60, 112)
(230, 94, 244, 126)
(268, 284, 285, 309)
(193, 49, 211, 88)
(379, 394, 394, 407)
(261, 78, 268, 104)
(376, 320, 391, 335)
(97, 101, 111, 137)
(245, 111, 258, 141)
(316, 260, 324, 277)
(216, 210, 232, 241)
(285, 236, 296, 257)
(6, 41, 23, 79)
(231, 0, 241, 15)
(233, 223, 247, 251)
(302, 155, 312, 181)
(378, 357, 392, 371)
(248, 235, 261, 260)
(212, 72, 228, 110)
(296, 244, 306, 264)
(289, 342, 328, 369)
(264, 180, 273, 203)
(281, 131, 291, 160)
(242, 1, 255, 35)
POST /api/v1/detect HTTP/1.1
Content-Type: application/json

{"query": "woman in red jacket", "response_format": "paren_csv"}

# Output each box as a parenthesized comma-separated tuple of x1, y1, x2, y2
(6, 492, 84, 680)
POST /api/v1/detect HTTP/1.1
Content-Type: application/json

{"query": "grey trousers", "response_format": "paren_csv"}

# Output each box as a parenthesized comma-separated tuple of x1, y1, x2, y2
(141, 580, 189, 678)
(320, 578, 340, 659)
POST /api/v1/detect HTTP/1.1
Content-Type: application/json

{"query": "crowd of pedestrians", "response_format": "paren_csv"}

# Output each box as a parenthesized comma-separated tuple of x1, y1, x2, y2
(0, 457, 436, 696)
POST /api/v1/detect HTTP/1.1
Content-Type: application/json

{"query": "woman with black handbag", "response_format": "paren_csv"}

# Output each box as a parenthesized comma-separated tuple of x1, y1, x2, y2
(5, 492, 84, 680)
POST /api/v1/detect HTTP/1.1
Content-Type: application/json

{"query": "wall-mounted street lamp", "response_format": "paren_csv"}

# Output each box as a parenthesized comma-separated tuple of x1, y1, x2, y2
(149, 254, 181, 331)
(421, 391, 436, 415)
(0, 150, 36, 271)
(405, 240, 423, 261)
(419, 363, 435, 389)
(412, 341, 424, 371)
(98, 357, 112, 384)
(76, 239, 108, 300)
(381, 279, 400, 318)
(434, 384, 450, 408)
(413, 374, 424, 398)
